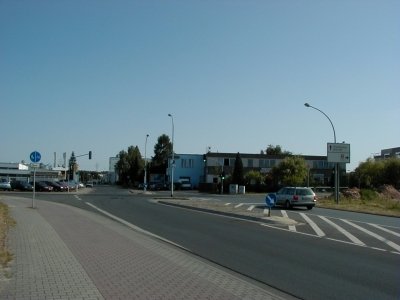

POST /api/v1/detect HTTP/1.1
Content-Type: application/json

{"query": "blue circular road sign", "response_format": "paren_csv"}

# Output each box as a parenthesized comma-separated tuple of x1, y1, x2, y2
(30, 151, 41, 163)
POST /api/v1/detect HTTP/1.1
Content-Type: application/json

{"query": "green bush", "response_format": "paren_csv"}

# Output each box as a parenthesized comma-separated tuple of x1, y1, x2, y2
(360, 189, 379, 201)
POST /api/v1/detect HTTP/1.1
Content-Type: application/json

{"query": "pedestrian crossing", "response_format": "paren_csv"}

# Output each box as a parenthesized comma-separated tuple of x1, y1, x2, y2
(223, 202, 400, 254)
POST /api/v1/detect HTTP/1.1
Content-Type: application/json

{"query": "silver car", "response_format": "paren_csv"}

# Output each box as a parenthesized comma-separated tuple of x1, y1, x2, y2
(0, 179, 12, 191)
(275, 187, 317, 210)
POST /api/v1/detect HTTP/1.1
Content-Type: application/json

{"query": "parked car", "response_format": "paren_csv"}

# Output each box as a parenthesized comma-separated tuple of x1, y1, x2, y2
(178, 179, 192, 190)
(274, 187, 317, 210)
(57, 181, 69, 191)
(148, 182, 164, 190)
(0, 179, 12, 191)
(33, 181, 54, 192)
(11, 181, 34, 191)
(86, 182, 94, 188)
(45, 181, 66, 192)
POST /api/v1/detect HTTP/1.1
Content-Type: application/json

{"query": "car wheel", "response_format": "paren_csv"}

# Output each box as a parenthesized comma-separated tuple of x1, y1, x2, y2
(307, 205, 313, 210)
(285, 200, 291, 210)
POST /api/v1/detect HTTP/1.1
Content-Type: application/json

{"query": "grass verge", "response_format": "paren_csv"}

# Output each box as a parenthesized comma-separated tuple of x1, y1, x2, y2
(317, 196, 400, 217)
(0, 201, 15, 268)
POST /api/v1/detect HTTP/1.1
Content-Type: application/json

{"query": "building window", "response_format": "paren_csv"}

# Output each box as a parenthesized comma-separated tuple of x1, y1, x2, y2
(248, 159, 253, 168)
(181, 159, 194, 168)
(224, 158, 230, 166)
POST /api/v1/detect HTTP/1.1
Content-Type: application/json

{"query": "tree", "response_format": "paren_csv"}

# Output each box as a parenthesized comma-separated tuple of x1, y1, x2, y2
(265, 145, 292, 155)
(271, 156, 307, 186)
(115, 146, 144, 186)
(232, 152, 244, 185)
(244, 170, 264, 185)
(68, 152, 77, 180)
(383, 158, 400, 188)
(355, 157, 400, 189)
(152, 134, 172, 167)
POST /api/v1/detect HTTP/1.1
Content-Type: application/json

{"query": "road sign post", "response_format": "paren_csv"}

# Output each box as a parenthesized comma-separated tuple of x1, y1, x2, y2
(30, 151, 41, 208)
(327, 143, 350, 204)
(265, 194, 276, 217)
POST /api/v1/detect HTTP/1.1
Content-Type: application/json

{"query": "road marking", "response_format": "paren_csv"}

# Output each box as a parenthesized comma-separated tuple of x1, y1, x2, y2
(224, 202, 231, 206)
(74, 195, 82, 201)
(342, 219, 400, 253)
(234, 203, 244, 208)
(281, 210, 296, 231)
(299, 213, 325, 237)
(319, 216, 365, 246)
(368, 223, 400, 238)
(85, 202, 188, 250)
(247, 205, 255, 211)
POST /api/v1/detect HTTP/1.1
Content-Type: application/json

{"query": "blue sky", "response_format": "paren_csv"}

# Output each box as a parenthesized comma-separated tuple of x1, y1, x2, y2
(1, 0, 399, 171)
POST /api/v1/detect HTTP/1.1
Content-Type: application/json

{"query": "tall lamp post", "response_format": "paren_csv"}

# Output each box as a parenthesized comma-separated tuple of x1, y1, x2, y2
(168, 113, 174, 197)
(144, 134, 149, 192)
(304, 102, 339, 204)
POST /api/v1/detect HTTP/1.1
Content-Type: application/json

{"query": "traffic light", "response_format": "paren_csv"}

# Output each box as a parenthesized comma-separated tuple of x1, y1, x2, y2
(221, 171, 225, 180)
(88, 151, 92, 160)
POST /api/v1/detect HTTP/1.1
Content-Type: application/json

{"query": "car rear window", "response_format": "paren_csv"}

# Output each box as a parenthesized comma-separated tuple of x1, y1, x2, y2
(297, 188, 314, 195)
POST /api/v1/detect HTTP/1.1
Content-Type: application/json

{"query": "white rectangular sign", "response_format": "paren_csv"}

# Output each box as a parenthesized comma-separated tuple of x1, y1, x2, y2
(327, 143, 350, 163)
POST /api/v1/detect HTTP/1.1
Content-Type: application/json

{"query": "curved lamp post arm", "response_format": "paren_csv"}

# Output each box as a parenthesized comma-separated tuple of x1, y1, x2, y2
(304, 103, 336, 143)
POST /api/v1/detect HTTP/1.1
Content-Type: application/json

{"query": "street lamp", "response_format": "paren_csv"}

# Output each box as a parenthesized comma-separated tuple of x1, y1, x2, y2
(144, 134, 149, 192)
(168, 113, 174, 197)
(304, 102, 339, 203)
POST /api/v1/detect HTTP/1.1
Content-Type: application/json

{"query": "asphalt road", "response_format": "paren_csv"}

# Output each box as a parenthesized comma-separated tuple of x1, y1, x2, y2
(3, 187, 400, 300)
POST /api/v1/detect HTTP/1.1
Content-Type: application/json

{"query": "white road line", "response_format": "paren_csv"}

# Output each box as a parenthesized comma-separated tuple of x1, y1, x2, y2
(74, 195, 82, 201)
(368, 223, 400, 238)
(247, 205, 255, 211)
(342, 219, 400, 253)
(319, 216, 365, 246)
(224, 202, 231, 206)
(299, 213, 325, 237)
(234, 203, 244, 208)
(281, 210, 296, 231)
(85, 202, 188, 250)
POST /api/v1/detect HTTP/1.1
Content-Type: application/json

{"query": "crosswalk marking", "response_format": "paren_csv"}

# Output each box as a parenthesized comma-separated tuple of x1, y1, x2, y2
(342, 220, 400, 253)
(299, 213, 325, 237)
(319, 216, 365, 246)
(281, 210, 296, 231)
(224, 203, 231, 206)
(247, 205, 255, 211)
(235, 203, 244, 208)
(368, 223, 400, 238)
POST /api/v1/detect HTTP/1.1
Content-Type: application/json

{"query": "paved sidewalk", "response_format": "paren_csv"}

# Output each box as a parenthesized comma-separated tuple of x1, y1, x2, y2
(0, 196, 291, 300)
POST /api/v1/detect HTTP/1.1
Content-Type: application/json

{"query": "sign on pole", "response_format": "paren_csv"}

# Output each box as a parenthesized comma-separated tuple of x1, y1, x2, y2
(327, 143, 350, 163)
(30, 151, 41, 163)
(29, 151, 41, 209)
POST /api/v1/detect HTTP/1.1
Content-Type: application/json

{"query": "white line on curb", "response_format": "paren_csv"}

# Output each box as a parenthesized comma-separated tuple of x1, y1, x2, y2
(85, 202, 188, 250)
(281, 210, 296, 231)
(342, 219, 400, 253)
(247, 205, 255, 211)
(368, 223, 400, 238)
(299, 213, 325, 237)
(319, 216, 365, 246)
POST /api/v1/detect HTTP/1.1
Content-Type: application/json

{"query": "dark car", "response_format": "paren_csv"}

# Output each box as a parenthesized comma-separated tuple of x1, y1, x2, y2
(45, 181, 66, 192)
(57, 181, 69, 191)
(11, 181, 34, 191)
(33, 181, 54, 192)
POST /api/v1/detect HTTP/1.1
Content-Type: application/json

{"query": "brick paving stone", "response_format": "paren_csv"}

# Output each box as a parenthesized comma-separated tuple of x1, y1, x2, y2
(1, 196, 291, 300)
(0, 197, 104, 300)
